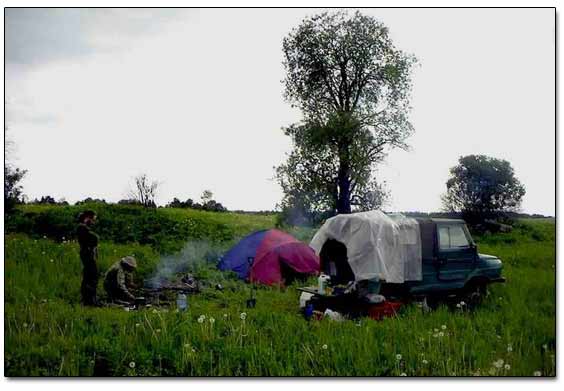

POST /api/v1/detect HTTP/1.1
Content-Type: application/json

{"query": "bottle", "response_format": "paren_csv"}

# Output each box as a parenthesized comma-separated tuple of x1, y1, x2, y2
(176, 292, 188, 312)
(318, 274, 330, 294)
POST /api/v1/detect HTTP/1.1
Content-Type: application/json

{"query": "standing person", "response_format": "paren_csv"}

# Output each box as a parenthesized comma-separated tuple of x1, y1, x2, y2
(77, 210, 99, 306)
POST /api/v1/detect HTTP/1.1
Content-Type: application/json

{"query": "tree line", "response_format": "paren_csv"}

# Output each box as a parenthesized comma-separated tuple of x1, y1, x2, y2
(4, 171, 227, 213)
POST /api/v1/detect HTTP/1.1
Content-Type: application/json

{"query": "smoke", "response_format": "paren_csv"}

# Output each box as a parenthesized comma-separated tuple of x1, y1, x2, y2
(145, 240, 225, 289)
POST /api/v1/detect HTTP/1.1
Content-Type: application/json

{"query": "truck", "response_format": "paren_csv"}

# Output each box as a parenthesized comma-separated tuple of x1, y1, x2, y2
(382, 218, 506, 306)
(310, 212, 506, 310)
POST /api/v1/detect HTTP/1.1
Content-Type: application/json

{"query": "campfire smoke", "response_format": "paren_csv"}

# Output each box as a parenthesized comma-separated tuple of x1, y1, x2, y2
(145, 240, 223, 289)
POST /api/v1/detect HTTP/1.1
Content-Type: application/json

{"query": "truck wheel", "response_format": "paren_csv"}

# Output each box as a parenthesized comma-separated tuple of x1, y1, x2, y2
(464, 282, 488, 309)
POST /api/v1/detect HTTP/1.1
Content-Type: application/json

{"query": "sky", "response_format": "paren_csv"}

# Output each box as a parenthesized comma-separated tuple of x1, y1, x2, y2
(4, 8, 555, 215)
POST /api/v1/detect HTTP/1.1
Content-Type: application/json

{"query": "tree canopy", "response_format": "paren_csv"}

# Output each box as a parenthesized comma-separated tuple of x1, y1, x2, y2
(278, 11, 416, 219)
(442, 155, 526, 224)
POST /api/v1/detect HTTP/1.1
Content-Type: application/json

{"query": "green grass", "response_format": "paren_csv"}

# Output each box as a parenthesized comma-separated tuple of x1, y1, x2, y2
(4, 213, 555, 376)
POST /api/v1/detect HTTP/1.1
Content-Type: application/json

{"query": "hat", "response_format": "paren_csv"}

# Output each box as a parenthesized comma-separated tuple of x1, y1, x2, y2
(121, 256, 137, 269)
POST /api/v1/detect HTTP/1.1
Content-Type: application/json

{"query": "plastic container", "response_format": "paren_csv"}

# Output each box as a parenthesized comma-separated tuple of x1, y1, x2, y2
(176, 293, 188, 312)
(318, 274, 331, 294)
(304, 303, 314, 320)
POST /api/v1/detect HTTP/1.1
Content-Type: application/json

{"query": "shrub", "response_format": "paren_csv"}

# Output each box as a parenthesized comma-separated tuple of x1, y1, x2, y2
(5, 203, 235, 253)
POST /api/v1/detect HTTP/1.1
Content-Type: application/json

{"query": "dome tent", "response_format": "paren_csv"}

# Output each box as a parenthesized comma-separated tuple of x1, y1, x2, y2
(218, 229, 320, 285)
(310, 211, 422, 284)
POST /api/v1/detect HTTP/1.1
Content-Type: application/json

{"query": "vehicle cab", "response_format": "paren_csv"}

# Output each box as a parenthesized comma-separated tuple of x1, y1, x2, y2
(405, 218, 505, 296)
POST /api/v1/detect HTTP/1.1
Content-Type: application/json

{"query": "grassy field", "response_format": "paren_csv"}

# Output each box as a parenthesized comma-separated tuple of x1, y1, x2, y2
(4, 206, 556, 376)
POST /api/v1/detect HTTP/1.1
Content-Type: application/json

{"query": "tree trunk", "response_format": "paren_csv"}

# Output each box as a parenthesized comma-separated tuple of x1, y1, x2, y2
(336, 144, 352, 214)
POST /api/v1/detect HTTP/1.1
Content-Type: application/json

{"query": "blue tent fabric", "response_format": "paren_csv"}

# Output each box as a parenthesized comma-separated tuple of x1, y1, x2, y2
(218, 230, 269, 279)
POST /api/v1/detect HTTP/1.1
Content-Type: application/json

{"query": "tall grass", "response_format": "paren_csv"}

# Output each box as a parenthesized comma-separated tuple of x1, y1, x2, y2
(4, 215, 556, 376)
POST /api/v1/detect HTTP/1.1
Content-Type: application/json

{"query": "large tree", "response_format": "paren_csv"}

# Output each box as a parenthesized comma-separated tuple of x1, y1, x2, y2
(441, 155, 526, 224)
(279, 11, 417, 215)
(276, 114, 389, 224)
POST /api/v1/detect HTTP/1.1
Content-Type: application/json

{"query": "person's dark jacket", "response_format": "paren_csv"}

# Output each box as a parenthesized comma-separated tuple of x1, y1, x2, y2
(77, 223, 98, 262)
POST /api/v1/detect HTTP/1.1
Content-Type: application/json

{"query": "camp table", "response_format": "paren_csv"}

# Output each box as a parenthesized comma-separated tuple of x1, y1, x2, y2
(297, 286, 358, 315)
(297, 286, 402, 320)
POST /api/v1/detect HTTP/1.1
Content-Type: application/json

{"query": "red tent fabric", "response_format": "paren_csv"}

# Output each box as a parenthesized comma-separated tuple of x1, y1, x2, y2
(249, 229, 319, 285)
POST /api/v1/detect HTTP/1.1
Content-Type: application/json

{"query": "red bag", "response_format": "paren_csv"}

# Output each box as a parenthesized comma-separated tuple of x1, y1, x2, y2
(367, 301, 402, 320)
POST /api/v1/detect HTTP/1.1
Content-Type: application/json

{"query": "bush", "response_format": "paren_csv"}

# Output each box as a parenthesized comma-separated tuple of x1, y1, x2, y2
(5, 203, 235, 253)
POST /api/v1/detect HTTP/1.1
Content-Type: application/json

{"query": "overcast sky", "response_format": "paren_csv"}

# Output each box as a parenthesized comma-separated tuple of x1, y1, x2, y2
(5, 8, 555, 215)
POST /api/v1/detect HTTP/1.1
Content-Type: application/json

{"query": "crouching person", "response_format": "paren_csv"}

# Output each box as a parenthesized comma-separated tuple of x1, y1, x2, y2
(104, 256, 138, 304)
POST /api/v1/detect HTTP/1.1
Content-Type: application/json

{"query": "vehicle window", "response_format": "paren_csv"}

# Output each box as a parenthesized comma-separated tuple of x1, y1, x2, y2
(439, 225, 470, 249)
(449, 225, 470, 247)
(438, 227, 450, 249)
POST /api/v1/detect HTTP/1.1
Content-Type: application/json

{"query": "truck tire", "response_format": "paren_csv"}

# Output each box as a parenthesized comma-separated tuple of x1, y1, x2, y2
(463, 280, 489, 309)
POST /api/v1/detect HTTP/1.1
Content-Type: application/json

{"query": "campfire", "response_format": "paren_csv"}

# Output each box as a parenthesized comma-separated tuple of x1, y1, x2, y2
(133, 273, 201, 308)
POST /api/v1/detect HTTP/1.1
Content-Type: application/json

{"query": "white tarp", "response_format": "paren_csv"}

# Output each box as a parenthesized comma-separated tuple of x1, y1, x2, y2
(309, 211, 422, 284)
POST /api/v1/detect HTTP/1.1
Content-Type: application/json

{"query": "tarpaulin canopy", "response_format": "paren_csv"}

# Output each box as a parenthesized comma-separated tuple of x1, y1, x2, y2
(218, 229, 320, 285)
(310, 211, 422, 284)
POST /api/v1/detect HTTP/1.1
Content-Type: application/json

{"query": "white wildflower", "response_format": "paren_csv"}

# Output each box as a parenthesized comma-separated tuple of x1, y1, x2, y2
(441, 324, 447, 330)
(507, 345, 513, 352)
(209, 317, 215, 324)
(129, 361, 136, 369)
(184, 343, 190, 348)
(240, 312, 247, 320)
(50, 259, 54, 263)
(223, 313, 228, 318)
(197, 316, 205, 324)
(156, 328, 161, 333)
(400, 372, 407, 376)
(493, 359, 504, 369)
(396, 354, 402, 361)
(504, 364, 510, 370)
(135, 323, 141, 327)
(322, 344, 328, 350)
(460, 301, 466, 306)
(433, 328, 439, 333)
(22, 322, 28, 328)
(534, 371, 542, 376)
(456, 303, 461, 308)
(438, 331, 445, 337)
(422, 359, 429, 365)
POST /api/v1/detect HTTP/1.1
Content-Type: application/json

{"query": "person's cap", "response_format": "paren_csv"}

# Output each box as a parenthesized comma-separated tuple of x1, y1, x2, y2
(121, 256, 137, 269)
